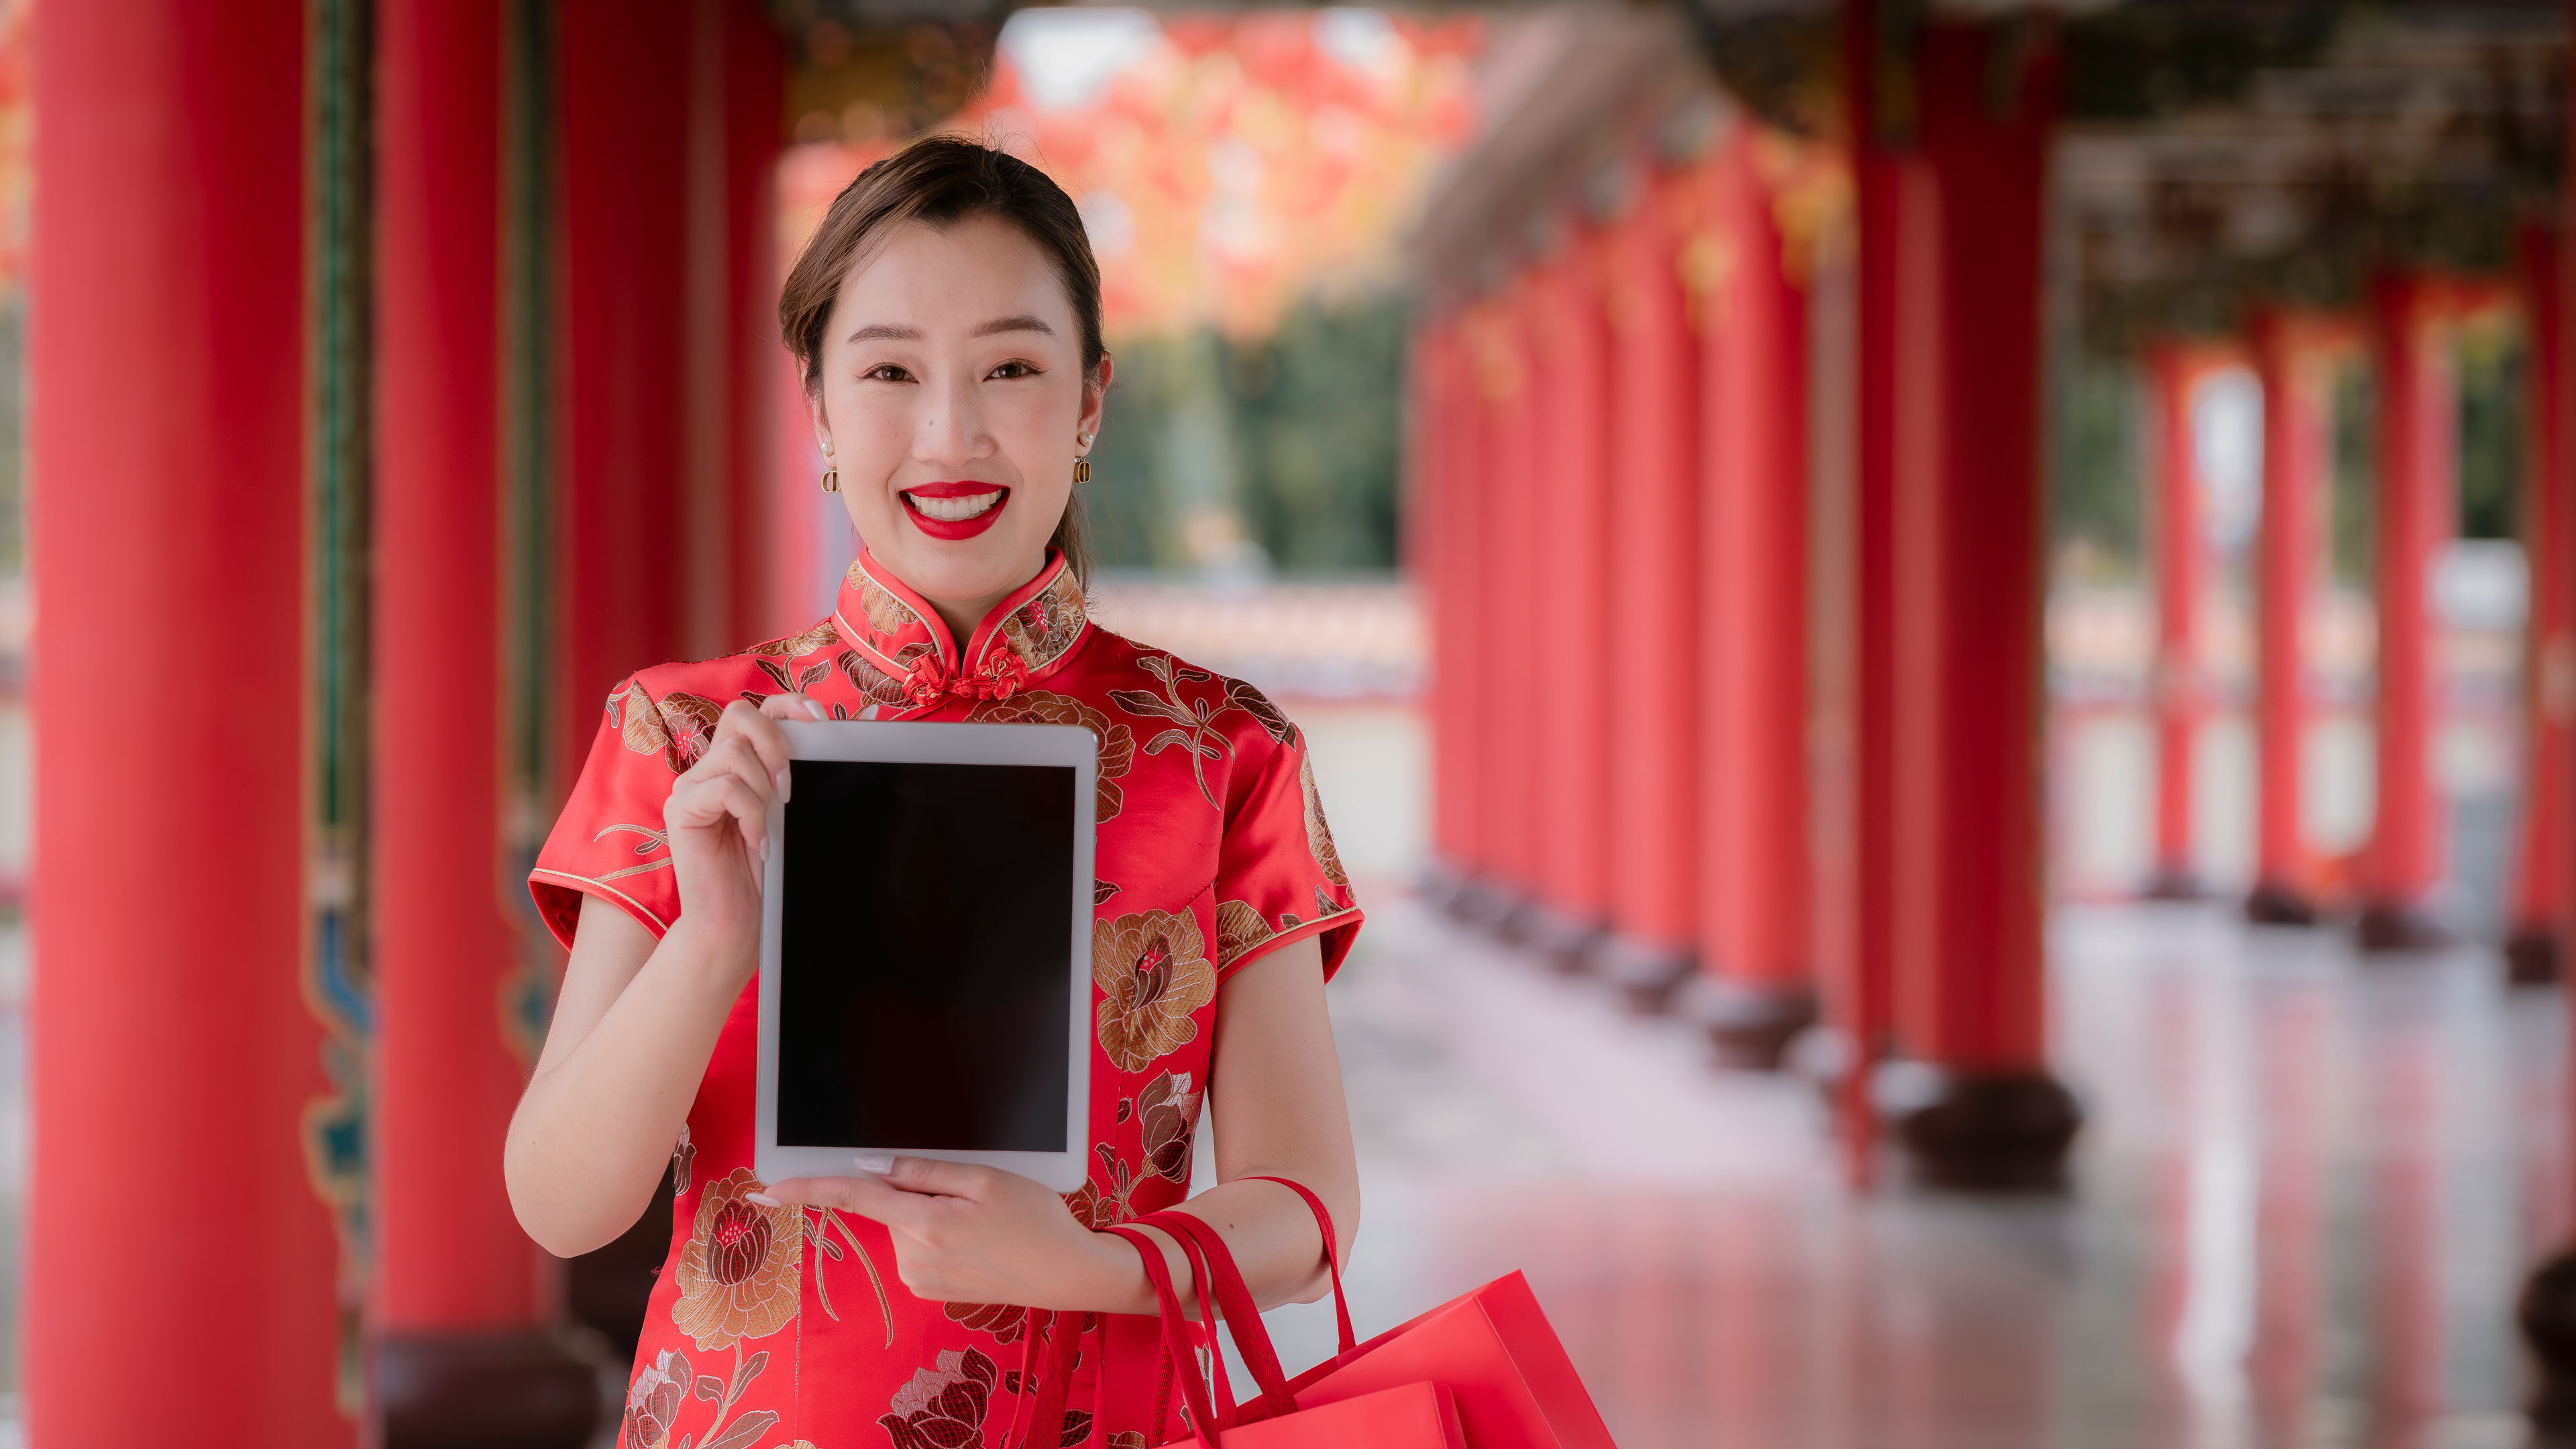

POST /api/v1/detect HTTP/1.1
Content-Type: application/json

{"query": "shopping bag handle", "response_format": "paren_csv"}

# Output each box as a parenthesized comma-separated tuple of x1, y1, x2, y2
(1106, 1223, 1226, 1448)
(1137, 1210, 1295, 1422)
(1245, 1175, 1357, 1356)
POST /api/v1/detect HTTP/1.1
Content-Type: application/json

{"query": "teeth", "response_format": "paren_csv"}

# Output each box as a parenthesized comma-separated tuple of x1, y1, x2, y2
(909, 490, 1002, 521)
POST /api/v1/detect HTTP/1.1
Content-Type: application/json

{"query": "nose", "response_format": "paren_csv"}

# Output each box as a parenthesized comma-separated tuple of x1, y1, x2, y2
(912, 369, 993, 468)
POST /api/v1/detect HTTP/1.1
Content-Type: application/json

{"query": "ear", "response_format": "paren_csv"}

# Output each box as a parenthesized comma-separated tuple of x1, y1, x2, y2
(806, 386, 833, 454)
(1078, 354, 1114, 449)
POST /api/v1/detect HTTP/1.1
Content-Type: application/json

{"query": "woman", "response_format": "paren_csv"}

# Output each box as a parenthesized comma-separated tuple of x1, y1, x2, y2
(504, 136, 1364, 1449)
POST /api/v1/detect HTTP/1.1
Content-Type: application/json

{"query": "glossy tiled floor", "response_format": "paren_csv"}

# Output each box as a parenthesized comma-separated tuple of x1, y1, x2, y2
(1252, 896, 2571, 1449)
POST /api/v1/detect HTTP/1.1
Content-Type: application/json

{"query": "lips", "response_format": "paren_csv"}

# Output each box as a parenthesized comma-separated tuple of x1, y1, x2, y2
(900, 481, 1010, 541)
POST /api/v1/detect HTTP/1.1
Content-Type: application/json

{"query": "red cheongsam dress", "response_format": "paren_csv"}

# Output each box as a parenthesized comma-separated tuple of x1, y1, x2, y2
(529, 547, 1363, 1449)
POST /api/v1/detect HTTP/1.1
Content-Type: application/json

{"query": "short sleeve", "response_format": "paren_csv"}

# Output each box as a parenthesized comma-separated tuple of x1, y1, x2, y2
(1210, 729, 1363, 983)
(527, 676, 693, 948)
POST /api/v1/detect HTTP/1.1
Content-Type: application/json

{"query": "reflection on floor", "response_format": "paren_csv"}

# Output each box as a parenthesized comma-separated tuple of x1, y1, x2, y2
(1259, 895, 2567, 1449)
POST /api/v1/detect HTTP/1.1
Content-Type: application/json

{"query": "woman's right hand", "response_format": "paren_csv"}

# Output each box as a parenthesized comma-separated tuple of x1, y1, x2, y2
(662, 692, 830, 977)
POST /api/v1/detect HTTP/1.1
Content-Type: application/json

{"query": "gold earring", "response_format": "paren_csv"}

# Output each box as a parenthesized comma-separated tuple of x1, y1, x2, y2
(820, 467, 839, 493)
(1073, 458, 1091, 485)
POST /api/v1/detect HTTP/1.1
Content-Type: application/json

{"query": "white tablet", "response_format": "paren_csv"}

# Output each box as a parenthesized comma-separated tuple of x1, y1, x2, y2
(756, 720, 1097, 1193)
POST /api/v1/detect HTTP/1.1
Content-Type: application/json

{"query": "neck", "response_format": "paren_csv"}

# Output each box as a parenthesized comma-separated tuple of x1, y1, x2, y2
(925, 588, 1012, 649)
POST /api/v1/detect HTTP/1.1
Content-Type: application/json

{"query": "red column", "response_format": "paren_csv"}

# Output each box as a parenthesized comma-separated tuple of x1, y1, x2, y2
(560, 0, 696, 763)
(1889, 21, 2081, 1185)
(1479, 282, 1544, 920)
(1424, 319, 1489, 901)
(2247, 309, 2332, 924)
(719, 5, 788, 645)
(1529, 231, 1617, 963)
(372, 0, 600, 1436)
(2512, 221, 2571, 983)
(2357, 274, 2457, 950)
(29, 2, 350, 1443)
(1692, 130, 1817, 1065)
(1603, 164, 1705, 1008)
(2145, 343, 2212, 898)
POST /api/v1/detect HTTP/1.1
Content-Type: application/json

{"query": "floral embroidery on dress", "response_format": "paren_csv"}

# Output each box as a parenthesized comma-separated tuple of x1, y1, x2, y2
(804, 1207, 895, 1348)
(836, 647, 911, 708)
(1138, 1070, 1200, 1183)
(1298, 753, 1349, 887)
(1214, 899, 1275, 970)
(1093, 909, 1215, 1071)
(1065, 1142, 1140, 1228)
(674, 1168, 802, 1352)
(1094, 879, 1120, 906)
(613, 681, 729, 774)
(624, 1348, 690, 1449)
(1224, 676, 1299, 747)
(942, 1299, 1029, 1344)
(746, 619, 841, 659)
(857, 568, 929, 643)
(1109, 655, 1240, 809)
(881, 1346, 1000, 1449)
(672, 1123, 696, 1197)
(998, 572, 1088, 675)
(967, 690, 1136, 820)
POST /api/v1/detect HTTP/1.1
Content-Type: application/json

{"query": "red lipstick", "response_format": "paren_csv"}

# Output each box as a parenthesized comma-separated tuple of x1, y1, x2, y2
(900, 481, 1010, 541)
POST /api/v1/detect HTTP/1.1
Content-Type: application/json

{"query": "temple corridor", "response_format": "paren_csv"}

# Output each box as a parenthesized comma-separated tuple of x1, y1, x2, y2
(1269, 896, 2566, 1449)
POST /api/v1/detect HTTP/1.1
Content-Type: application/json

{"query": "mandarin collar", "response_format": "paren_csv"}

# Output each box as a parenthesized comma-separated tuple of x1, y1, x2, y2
(830, 547, 1090, 713)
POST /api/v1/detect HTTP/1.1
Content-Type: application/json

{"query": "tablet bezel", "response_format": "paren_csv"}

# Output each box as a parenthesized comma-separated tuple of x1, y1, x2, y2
(756, 719, 1097, 1193)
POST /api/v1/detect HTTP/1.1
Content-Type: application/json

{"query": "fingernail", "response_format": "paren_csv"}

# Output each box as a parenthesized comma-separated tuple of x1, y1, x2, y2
(754, 835, 769, 863)
(803, 698, 828, 721)
(773, 767, 791, 801)
(853, 1153, 895, 1175)
(745, 1191, 781, 1206)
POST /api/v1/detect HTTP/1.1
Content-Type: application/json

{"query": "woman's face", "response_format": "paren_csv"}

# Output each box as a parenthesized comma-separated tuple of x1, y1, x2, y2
(810, 214, 1108, 619)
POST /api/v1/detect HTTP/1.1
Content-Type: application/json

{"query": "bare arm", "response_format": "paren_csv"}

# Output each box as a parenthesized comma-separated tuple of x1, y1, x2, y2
(504, 695, 806, 1257)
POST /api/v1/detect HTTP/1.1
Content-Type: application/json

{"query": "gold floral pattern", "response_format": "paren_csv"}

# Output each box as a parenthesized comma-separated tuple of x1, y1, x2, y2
(1108, 655, 1238, 808)
(1225, 676, 1299, 746)
(746, 619, 840, 659)
(622, 1348, 690, 1449)
(835, 647, 910, 708)
(942, 1299, 1028, 1344)
(672, 1168, 802, 1351)
(1093, 908, 1216, 1072)
(858, 568, 926, 641)
(998, 572, 1088, 675)
(881, 1347, 1000, 1449)
(1138, 1070, 1200, 1183)
(1064, 1142, 1140, 1228)
(1214, 898, 1276, 970)
(608, 680, 728, 773)
(967, 690, 1136, 820)
(1299, 752, 1349, 887)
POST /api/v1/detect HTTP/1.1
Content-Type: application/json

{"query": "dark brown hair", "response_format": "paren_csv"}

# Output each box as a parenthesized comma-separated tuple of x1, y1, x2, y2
(779, 135, 1105, 587)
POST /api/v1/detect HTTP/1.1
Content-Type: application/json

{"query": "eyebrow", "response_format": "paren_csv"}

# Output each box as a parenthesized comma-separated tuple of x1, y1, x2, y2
(844, 315, 1058, 347)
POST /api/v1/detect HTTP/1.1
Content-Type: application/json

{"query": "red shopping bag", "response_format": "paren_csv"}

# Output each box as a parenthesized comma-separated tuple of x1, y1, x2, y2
(1114, 1176, 1617, 1449)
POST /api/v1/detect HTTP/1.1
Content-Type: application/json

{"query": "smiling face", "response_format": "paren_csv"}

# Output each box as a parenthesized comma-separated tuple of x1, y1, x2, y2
(808, 213, 1109, 635)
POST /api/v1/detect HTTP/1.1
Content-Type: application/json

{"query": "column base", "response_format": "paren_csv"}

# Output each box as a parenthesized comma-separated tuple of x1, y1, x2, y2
(378, 1331, 603, 1449)
(1415, 857, 1474, 913)
(1450, 875, 1527, 935)
(2355, 900, 2452, 953)
(1597, 935, 1697, 1016)
(1525, 905, 1610, 976)
(2507, 926, 2563, 988)
(2243, 879, 2318, 926)
(1895, 1069, 2082, 1193)
(1677, 976, 1818, 1070)
(2141, 866, 2204, 902)
(2522, 1248, 2576, 1430)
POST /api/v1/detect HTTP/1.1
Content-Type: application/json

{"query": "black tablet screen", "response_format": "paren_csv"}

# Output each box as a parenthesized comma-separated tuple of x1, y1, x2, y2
(775, 758, 1076, 1152)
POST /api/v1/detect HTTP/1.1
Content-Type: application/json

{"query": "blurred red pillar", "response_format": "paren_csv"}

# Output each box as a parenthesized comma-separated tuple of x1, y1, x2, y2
(1421, 321, 1487, 894)
(1691, 130, 1817, 1065)
(371, 0, 600, 1437)
(1604, 165, 1705, 1008)
(28, 1, 353, 1444)
(2512, 221, 2572, 983)
(2145, 343, 2212, 898)
(1880, 19, 2080, 1186)
(2357, 274, 2457, 950)
(2247, 309, 2332, 924)
(1529, 231, 1617, 961)
(1481, 284, 1544, 916)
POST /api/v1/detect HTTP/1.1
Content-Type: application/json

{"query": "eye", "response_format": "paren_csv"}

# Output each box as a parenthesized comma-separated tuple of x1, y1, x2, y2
(862, 363, 913, 383)
(986, 360, 1042, 380)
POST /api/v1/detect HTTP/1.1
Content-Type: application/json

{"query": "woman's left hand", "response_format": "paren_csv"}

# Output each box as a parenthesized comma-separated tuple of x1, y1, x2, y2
(757, 1157, 1131, 1311)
